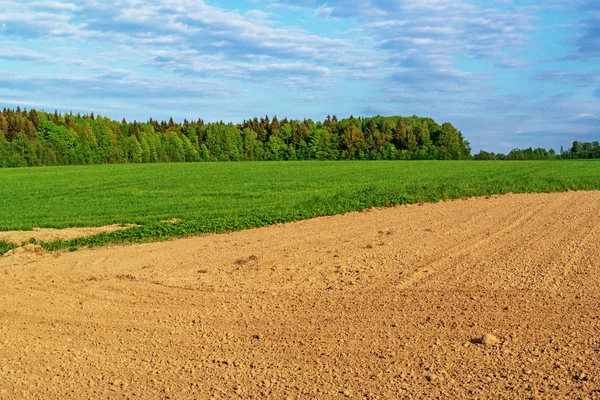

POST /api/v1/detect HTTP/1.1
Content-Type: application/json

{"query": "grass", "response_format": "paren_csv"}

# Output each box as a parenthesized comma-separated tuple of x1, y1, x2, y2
(1, 160, 599, 255)
(0, 240, 16, 256)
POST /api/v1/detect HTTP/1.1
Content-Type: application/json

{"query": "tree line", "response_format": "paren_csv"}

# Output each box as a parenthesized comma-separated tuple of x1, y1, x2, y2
(474, 141, 600, 161)
(0, 107, 472, 167)
(1, 107, 597, 167)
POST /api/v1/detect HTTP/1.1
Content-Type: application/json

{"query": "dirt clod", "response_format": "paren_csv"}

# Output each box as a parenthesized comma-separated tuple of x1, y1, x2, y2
(3, 244, 45, 257)
(482, 333, 501, 346)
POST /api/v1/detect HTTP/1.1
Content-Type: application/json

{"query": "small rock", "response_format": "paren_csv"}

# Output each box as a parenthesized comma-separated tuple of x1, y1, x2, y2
(481, 333, 501, 346)
(577, 372, 589, 381)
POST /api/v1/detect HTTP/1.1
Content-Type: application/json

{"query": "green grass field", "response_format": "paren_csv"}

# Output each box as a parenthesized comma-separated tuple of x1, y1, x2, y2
(1, 160, 599, 253)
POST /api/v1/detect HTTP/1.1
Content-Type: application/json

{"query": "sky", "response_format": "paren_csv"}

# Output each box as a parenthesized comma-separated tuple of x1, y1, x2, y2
(0, 0, 598, 152)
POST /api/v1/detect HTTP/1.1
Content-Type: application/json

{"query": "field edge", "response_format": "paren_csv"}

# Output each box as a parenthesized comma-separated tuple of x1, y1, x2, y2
(3, 186, 597, 256)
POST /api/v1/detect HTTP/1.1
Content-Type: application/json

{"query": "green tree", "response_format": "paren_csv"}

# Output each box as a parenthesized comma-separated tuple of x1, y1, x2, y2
(242, 128, 257, 160)
(90, 119, 116, 163)
(296, 140, 310, 160)
(438, 122, 461, 153)
(130, 136, 143, 163)
(200, 144, 211, 161)
(394, 120, 407, 150)
(406, 126, 418, 151)
(418, 121, 432, 147)
(379, 120, 393, 149)
(341, 124, 364, 158)
(139, 136, 151, 163)
(181, 135, 200, 162)
(166, 133, 185, 162)
(11, 133, 38, 166)
(266, 135, 285, 160)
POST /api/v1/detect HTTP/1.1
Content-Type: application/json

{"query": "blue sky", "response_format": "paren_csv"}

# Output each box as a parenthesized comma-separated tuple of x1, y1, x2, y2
(0, 0, 598, 152)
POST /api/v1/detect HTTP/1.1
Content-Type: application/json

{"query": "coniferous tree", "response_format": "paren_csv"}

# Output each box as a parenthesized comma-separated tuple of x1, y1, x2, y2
(406, 126, 418, 151)
(270, 115, 281, 136)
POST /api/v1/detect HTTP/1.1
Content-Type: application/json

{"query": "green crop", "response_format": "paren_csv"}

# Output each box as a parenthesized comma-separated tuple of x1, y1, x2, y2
(0, 240, 16, 256)
(1, 160, 598, 254)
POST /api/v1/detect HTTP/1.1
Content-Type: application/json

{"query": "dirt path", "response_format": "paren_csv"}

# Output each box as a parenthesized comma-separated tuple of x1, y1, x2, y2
(0, 224, 136, 244)
(1, 191, 600, 399)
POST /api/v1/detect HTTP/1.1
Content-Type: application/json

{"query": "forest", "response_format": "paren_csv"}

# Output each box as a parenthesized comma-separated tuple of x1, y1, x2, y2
(0, 107, 597, 167)
(0, 107, 471, 167)
(474, 142, 600, 160)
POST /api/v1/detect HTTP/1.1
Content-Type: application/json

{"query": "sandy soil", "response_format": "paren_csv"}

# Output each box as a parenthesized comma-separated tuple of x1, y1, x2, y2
(1, 191, 600, 399)
(0, 224, 136, 244)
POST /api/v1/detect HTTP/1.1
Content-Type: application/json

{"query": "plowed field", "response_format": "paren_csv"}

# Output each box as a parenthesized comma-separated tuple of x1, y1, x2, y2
(1, 191, 599, 399)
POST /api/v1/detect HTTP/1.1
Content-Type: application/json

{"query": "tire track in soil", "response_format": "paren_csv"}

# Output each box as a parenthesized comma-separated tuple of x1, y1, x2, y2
(394, 198, 559, 290)
(406, 191, 600, 292)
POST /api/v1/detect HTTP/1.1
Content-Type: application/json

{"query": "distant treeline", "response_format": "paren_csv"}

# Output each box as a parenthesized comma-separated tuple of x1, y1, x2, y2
(474, 141, 600, 161)
(1, 107, 597, 167)
(0, 107, 472, 167)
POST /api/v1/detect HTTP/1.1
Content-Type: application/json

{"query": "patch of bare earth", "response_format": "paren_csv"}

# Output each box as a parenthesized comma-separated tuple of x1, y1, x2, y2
(0, 224, 137, 244)
(161, 218, 183, 224)
(2, 244, 45, 257)
(1, 191, 600, 399)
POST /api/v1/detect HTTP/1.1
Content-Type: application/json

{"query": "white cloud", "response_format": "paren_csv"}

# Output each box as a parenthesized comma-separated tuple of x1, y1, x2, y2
(311, 4, 334, 19)
(576, 113, 598, 119)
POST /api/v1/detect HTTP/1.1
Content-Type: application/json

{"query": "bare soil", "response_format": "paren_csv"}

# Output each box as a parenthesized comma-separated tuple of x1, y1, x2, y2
(0, 224, 136, 244)
(1, 191, 599, 399)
